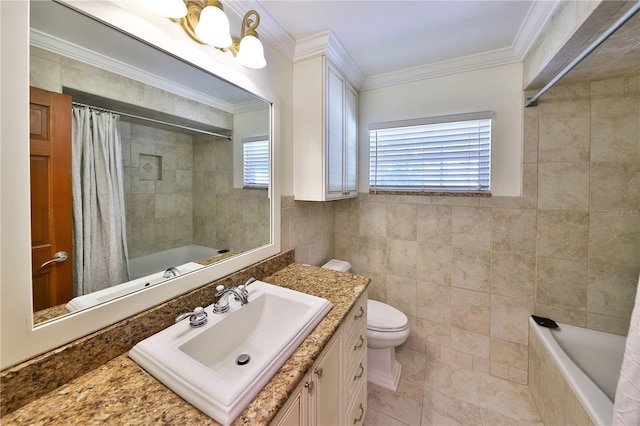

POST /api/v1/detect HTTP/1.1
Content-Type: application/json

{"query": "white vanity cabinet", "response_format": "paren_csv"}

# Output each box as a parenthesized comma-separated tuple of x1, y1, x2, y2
(293, 55, 358, 201)
(272, 291, 368, 426)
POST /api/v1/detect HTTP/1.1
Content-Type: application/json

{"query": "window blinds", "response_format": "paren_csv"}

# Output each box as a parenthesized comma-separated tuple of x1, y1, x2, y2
(243, 138, 269, 188)
(369, 112, 492, 193)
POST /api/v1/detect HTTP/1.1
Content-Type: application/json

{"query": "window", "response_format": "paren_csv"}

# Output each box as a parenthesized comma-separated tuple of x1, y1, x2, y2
(242, 137, 269, 188)
(369, 112, 492, 193)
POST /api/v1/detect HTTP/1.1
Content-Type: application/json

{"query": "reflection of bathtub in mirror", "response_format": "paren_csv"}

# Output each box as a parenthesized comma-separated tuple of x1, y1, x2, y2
(66, 245, 222, 312)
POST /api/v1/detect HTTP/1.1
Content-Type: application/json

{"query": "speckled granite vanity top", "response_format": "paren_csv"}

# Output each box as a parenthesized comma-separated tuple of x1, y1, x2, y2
(1, 262, 369, 425)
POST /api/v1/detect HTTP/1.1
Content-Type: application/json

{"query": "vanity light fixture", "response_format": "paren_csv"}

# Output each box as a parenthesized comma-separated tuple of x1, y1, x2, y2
(142, 0, 266, 69)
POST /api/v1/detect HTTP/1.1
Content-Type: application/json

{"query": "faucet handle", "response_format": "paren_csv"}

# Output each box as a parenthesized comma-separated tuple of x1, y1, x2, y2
(215, 284, 225, 296)
(175, 306, 207, 327)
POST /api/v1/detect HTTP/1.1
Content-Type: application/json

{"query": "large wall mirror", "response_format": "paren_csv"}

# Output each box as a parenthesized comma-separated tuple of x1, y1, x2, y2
(1, 0, 280, 369)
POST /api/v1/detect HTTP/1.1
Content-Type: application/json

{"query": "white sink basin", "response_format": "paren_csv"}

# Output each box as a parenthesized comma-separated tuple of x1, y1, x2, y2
(129, 280, 332, 425)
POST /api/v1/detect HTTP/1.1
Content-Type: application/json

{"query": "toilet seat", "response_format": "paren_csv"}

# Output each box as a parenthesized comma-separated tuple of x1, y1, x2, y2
(367, 300, 408, 332)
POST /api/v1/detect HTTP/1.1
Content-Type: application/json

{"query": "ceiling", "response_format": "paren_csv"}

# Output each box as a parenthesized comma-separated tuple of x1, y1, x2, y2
(248, 0, 558, 89)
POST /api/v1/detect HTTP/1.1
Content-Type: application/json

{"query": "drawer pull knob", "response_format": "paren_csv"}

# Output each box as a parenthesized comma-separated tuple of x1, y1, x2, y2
(314, 367, 323, 378)
(353, 362, 364, 381)
(304, 380, 314, 393)
(354, 335, 364, 350)
(354, 306, 365, 320)
(353, 403, 364, 424)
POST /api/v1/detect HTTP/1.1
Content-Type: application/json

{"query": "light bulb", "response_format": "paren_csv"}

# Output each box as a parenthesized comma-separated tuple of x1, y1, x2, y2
(194, 5, 232, 48)
(236, 35, 266, 69)
(139, 0, 186, 19)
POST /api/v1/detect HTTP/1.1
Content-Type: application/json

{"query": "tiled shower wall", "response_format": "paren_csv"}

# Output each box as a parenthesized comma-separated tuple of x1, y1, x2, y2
(193, 135, 270, 252)
(121, 121, 195, 257)
(300, 74, 640, 385)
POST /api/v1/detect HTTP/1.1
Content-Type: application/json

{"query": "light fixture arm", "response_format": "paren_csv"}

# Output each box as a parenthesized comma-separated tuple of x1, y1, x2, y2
(173, 0, 224, 45)
(223, 10, 261, 57)
(165, 0, 265, 67)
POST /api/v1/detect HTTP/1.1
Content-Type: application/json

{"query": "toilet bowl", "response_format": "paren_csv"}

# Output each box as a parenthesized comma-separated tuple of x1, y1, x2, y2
(322, 259, 409, 392)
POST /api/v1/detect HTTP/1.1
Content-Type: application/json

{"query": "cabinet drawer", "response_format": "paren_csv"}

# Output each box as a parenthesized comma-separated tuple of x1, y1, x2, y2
(344, 327, 366, 372)
(345, 295, 367, 338)
(347, 379, 367, 426)
(346, 354, 366, 398)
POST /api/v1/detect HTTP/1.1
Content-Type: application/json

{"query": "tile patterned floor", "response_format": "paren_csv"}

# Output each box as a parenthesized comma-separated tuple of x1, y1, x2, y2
(365, 346, 544, 426)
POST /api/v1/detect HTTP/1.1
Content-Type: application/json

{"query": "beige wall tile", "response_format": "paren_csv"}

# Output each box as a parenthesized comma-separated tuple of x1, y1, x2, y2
(590, 161, 640, 212)
(539, 111, 590, 162)
(413, 317, 451, 346)
(359, 201, 387, 238)
(417, 280, 450, 324)
(491, 252, 536, 301)
(417, 204, 452, 244)
(591, 76, 640, 162)
(417, 243, 451, 285)
(386, 240, 418, 278)
(490, 295, 533, 345)
(537, 210, 589, 261)
(537, 257, 588, 309)
(452, 206, 492, 249)
(450, 287, 490, 335)
(534, 302, 587, 327)
(587, 262, 640, 319)
(451, 247, 491, 292)
(386, 203, 417, 241)
(538, 162, 590, 211)
(589, 212, 640, 267)
(387, 274, 417, 317)
(491, 208, 537, 255)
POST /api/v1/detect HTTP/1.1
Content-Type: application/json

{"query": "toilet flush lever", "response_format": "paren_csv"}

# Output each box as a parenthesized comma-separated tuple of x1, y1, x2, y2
(40, 251, 68, 269)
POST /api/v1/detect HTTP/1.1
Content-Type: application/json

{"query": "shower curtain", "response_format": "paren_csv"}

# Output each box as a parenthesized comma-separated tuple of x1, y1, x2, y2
(72, 106, 129, 296)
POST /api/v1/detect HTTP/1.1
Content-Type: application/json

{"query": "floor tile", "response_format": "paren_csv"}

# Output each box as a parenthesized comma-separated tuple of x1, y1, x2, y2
(367, 378, 424, 426)
(364, 408, 409, 426)
(366, 348, 543, 426)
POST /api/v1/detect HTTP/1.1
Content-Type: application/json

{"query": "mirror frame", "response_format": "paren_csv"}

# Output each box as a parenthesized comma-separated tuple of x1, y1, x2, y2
(0, 0, 281, 369)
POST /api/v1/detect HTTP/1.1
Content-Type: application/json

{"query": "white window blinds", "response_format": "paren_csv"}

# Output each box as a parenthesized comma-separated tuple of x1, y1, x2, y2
(243, 137, 269, 188)
(369, 112, 492, 193)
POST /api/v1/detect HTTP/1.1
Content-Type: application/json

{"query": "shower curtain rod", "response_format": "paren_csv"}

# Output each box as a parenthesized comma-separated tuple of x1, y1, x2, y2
(72, 101, 232, 140)
(525, 1, 640, 107)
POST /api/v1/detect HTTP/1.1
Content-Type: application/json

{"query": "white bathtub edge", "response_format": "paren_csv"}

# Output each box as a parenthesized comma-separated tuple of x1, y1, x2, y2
(529, 317, 613, 426)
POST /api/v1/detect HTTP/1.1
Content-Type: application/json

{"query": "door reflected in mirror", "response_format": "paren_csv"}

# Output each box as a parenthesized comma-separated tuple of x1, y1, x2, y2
(30, 1, 271, 324)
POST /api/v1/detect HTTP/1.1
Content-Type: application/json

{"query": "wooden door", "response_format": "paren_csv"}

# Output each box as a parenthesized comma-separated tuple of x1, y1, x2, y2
(30, 86, 73, 310)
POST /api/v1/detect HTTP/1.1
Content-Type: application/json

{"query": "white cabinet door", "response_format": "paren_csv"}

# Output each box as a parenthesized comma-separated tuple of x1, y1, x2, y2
(344, 84, 358, 195)
(326, 63, 345, 198)
(311, 334, 342, 425)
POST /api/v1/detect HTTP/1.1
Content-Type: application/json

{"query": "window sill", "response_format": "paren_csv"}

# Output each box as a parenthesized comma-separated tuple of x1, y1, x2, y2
(368, 190, 491, 197)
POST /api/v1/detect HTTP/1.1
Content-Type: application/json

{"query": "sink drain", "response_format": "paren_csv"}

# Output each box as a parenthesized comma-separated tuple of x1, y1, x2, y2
(236, 353, 251, 365)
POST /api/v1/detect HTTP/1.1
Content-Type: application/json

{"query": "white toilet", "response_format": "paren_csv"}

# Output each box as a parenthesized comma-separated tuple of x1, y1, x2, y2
(322, 259, 410, 392)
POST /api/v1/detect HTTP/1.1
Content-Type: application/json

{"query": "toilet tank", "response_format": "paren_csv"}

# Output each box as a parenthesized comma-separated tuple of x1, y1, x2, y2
(321, 259, 352, 272)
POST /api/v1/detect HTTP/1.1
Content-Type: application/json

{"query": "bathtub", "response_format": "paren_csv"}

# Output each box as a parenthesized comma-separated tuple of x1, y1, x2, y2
(66, 245, 222, 312)
(128, 244, 222, 279)
(529, 316, 627, 426)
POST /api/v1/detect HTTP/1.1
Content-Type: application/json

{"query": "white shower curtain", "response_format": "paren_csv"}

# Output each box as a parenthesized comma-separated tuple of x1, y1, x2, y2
(72, 106, 129, 296)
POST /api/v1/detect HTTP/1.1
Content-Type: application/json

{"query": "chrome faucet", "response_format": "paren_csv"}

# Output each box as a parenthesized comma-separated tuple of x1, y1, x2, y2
(163, 266, 180, 278)
(175, 307, 208, 327)
(213, 285, 249, 314)
(236, 277, 257, 301)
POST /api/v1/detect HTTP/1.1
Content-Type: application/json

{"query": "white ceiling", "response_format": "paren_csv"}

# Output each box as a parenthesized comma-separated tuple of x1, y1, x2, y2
(244, 0, 559, 89)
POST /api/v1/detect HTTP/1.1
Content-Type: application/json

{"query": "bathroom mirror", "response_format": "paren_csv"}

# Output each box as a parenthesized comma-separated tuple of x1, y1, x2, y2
(0, 0, 280, 369)
(29, 0, 272, 323)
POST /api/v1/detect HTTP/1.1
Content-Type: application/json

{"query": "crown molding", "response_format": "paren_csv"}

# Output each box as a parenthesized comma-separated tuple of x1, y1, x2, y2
(293, 29, 365, 90)
(362, 0, 561, 91)
(30, 29, 242, 113)
(224, 0, 296, 61)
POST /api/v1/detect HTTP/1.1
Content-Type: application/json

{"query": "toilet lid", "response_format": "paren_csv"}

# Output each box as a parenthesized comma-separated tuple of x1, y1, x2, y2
(367, 300, 408, 332)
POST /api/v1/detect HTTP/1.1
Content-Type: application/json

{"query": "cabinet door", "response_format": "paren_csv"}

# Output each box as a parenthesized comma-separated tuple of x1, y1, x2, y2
(311, 334, 342, 426)
(344, 84, 358, 195)
(273, 388, 303, 426)
(326, 63, 345, 197)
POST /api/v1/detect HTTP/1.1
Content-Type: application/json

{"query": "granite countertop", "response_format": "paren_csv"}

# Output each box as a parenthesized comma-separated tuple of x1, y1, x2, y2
(2, 263, 369, 425)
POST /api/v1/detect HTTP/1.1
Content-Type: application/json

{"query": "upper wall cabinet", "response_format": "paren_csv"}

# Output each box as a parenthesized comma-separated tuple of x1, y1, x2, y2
(293, 56, 358, 201)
